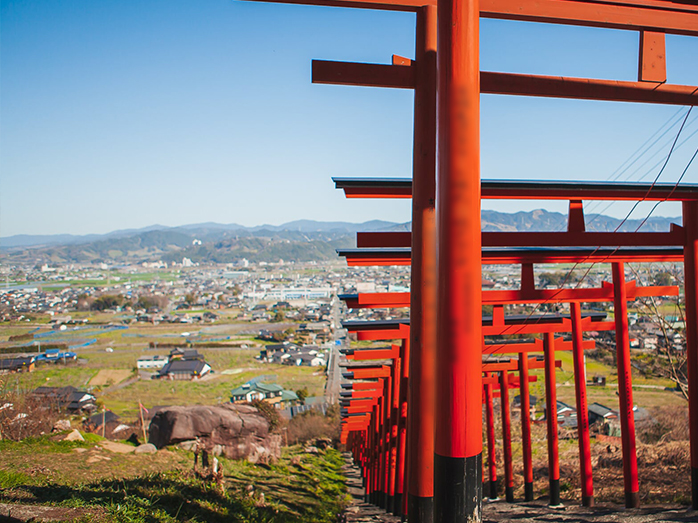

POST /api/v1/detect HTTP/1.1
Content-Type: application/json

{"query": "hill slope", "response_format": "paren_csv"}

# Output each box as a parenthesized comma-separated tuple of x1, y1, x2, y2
(1, 211, 681, 264)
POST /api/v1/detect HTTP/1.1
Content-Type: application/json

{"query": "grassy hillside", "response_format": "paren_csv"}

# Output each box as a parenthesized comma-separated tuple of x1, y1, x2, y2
(0, 435, 349, 522)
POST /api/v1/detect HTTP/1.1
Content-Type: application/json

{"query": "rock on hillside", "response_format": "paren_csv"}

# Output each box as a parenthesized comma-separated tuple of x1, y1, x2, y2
(148, 404, 280, 461)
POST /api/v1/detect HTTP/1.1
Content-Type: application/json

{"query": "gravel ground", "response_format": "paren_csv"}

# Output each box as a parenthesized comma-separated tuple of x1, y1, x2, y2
(483, 500, 697, 523)
(340, 454, 698, 523)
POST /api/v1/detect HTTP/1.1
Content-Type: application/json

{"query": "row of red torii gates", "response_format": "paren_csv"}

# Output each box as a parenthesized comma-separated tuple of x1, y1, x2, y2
(244, 0, 698, 521)
(336, 181, 693, 521)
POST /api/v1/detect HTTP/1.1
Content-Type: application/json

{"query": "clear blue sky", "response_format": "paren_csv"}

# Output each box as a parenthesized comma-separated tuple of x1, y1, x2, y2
(2, 0, 698, 236)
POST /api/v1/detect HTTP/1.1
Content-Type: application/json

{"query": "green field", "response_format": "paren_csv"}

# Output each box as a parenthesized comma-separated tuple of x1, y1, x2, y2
(1, 319, 327, 420)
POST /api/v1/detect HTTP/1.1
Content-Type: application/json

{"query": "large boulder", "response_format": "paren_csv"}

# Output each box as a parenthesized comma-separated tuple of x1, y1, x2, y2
(53, 419, 71, 432)
(134, 443, 157, 454)
(63, 429, 84, 442)
(148, 404, 280, 461)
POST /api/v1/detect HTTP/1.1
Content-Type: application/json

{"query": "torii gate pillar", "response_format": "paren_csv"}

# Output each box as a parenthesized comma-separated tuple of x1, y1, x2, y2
(435, 0, 483, 521)
(407, 6, 438, 523)
(682, 201, 698, 509)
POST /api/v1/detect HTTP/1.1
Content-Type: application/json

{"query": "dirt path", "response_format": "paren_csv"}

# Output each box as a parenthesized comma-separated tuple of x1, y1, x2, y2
(0, 503, 103, 522)
(101, 374, 139, 393)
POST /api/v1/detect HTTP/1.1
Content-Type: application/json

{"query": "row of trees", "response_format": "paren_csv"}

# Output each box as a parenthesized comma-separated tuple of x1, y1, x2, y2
(79, 293, 170, 312)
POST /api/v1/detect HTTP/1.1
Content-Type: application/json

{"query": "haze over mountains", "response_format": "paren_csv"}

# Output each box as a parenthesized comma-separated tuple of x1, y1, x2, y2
(1, 210, 681, 265)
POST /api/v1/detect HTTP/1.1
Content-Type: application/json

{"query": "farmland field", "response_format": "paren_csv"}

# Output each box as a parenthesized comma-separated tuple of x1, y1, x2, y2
(0, 317, 328, 419)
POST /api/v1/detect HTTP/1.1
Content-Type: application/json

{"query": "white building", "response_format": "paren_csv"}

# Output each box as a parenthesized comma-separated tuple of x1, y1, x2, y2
(137, 355, 168, 370)
(257, 287, 333, 301)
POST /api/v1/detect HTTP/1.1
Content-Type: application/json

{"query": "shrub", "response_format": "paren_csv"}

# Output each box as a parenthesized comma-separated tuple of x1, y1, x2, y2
(249, 400, 282, 432)
(637, 405, 689, 444)
(296, 388, 309, 405)
(90, 294, 124, 311)
(0, 376, 61, 441)
(287, 405, 339, 445)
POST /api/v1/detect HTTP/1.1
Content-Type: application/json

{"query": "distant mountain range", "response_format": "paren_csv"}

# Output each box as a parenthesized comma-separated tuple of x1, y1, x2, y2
(0, 211, 681, 265)
(481, 210, 680, 233)
(0, 220, 398, 249)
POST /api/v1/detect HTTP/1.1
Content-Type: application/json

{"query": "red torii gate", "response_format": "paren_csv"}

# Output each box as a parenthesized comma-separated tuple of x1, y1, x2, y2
(323, 17, 697, 523)
(342, 323, 411, 514)
(341, 323, 412, 508)
(243, 0, 698, 519)
(341, 288, 638, 501)
(339, 238, 682, 503)
(342, 364, 394, 506)
(341, 353, 547, 506)
(335, 177, 692, 510)
(342, 356, 546, 511)
(334, 175, 693, 496)
(340, 260, 675, 511)
(340, 339, 559, 512)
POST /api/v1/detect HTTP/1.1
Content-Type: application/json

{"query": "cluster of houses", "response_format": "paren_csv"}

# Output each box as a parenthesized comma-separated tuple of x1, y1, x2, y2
(0, 286, 77, 319)
(35, 390, 133, 439)
(247, 301, 334, 323)
(25, 386, 134, 439)
(626, 315, 686, 352)
(31, 385, 97, 413)
(230, 380, 299, 407)
(0, 348, 78, 374)
(137, 348, 213, 380)
(127, 311, 219, 325)
(258, 320, 332, 346)
(538, 399, 650, 435)
(257, 341, 327, 367)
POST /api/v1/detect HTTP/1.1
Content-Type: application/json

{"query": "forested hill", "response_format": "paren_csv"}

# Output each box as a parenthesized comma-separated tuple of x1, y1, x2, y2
(1, 212, 680, 264)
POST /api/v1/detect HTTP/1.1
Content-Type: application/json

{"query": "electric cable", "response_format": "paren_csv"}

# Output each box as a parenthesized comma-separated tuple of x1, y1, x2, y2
(500, 107, 694, 338)
(582, 108, 688, 219)
(633, 144, 698, 231)
(553, 111, 695, 232)
(585, 121, 698, 228)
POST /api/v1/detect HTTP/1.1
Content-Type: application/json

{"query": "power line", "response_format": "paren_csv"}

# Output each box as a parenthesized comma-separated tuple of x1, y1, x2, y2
(504, 107, 695, 336)
(633, 143, 698, 232)
(582, 109, 689, 219)
(609, 108, 687, 182)
(586, 109, 696, 231)
(556, 110, 694, 231)
(632, 124, 698, 182)
(609, 107, 693, 232)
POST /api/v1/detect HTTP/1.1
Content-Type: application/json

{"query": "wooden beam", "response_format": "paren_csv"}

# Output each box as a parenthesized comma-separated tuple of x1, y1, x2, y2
(480, 0, 698, 37)
(639, 31, 667, 83)
(357, 229, 685, 248)
(244, 0, 429, 12)
(246, 0, 698, 36)
(313, 60, 415, 89)
(481, 71, 698, 106)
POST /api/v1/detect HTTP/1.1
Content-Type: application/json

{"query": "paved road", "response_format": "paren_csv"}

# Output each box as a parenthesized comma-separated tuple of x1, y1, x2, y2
(325, 295, 344, 404)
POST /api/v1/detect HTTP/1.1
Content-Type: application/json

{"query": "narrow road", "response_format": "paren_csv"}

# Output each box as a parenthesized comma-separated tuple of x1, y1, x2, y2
(325, 294, 344, 404)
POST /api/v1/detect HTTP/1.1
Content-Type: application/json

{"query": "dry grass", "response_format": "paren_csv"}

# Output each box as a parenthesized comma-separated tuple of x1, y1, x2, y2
(486, 403, 691, 506)
(637, 405, 690, 444)
(287, 405, 340, 446)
